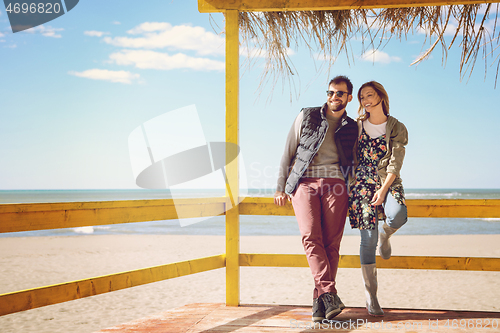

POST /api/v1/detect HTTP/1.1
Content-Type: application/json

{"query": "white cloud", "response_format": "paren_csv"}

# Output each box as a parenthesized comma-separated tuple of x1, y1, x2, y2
(84, 30, 108, 37)
(417, 17, 498, 41)
(363, 15, 381, 30)
(313, 53, 337, 62)
(240, 41, 294, 59)
(127, 22, 171, 34)
(483, 19, 498, 35)
(112, 21, 121, 25)
(416, 17, 477, 37)
(360, 49, 401, 64)
(411, 52, 434, 63)
(443, 22, 459, 36)
(240, 46, 267, 58)
(109, 49, 225, 71)
(478, 4, 490, 15)
(26, 25, 63, 38)
(103, 22, 224, 56)
(0, 32, 4, 38)
(69, 69, 140, 84)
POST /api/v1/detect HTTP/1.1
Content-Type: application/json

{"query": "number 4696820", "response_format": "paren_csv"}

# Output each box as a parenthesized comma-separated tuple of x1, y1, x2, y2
(5, 2, 61, 14)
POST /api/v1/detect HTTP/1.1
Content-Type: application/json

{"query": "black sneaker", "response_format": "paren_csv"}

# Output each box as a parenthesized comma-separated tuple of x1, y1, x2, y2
(321, 292, 342, 320)
(334, 293, 345, 310)
(312, 298, 325, 323)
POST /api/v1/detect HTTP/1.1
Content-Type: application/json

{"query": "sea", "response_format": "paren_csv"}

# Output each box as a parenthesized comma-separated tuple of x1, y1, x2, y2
(1, 189, 500, 238)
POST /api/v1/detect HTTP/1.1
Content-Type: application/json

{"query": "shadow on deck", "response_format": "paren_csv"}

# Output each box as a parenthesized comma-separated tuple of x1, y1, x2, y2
(97, 303, 500, 332)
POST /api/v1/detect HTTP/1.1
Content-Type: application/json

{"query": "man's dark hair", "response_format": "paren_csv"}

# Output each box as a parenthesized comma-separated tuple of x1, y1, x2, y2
(329, 75, 353, 95)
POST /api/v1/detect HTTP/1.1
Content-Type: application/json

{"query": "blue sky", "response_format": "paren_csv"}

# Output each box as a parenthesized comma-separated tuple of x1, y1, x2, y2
(0, 0, 498, 190)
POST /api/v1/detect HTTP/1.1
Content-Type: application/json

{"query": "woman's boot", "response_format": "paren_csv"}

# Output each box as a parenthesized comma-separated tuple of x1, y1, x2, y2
(361, 263, 384, 316)
(379, 223, 398, 259)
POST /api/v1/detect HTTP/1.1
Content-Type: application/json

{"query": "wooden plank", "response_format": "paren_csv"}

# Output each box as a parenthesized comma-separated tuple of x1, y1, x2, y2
(239, 253, 500, 271)
(225, 9, 241, 308)
(1, 198, 499, 233)
(0, 198, 226, 233)
(0, 255, 225, 317)
(199, 0, 500, 12)
(240, 197, 295, 216)
(406, 199, 500, 218)
(239, 198, 500, 218)
(240, 253, 309, 267)
(98, 303, 500, 332)
(376, 255, 500, 271)
(0, 197, 226, 213)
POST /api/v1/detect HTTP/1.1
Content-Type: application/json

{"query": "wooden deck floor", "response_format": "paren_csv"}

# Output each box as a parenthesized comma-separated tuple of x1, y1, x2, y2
(98, 303, 500, 332)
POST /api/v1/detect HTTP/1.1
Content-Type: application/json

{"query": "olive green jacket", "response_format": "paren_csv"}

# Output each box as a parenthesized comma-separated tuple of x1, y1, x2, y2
(350, 115, 408, 188)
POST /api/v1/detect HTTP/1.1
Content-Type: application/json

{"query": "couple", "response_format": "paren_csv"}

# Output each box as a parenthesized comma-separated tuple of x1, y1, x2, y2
(274, 75, 408, 321)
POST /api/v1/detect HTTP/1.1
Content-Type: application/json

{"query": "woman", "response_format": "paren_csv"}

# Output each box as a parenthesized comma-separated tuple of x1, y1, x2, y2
(348, 81, 408, 316)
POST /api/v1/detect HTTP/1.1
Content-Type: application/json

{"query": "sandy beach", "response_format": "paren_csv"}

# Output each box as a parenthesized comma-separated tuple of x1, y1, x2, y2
(0, 234, 499, 332)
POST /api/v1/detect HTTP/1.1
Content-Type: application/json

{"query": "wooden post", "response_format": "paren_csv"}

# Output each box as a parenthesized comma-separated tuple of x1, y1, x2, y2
(225, 9, 240, 307)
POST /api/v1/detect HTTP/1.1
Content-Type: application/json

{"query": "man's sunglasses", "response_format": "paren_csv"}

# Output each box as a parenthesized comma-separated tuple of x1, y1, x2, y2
(326, 90, 349, 98)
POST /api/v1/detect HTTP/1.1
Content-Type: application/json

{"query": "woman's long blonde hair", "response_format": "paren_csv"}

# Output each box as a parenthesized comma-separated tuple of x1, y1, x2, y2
(357, 81, 390, 121)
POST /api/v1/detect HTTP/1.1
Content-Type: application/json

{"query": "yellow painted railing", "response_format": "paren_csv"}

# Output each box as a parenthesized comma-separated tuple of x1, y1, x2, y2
(240, 197, 500, 218)
(239, 253, 500, 271)
(1, 197, 500, 316)
(225, 9, 240, 307)
(3, 197, 499, 234)
(0, 254, 225, 317)
(0, 197, 226, 233)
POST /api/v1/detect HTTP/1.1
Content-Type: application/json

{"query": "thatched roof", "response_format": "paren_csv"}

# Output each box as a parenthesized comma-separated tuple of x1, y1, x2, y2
(237, 4, 499, 94)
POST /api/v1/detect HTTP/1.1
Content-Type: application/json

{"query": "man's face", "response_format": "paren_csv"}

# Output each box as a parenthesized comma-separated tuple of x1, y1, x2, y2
(326, 82, 352, 114)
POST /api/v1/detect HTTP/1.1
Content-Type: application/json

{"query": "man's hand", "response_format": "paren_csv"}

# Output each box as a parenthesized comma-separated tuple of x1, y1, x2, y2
(274, 191, 290, 206)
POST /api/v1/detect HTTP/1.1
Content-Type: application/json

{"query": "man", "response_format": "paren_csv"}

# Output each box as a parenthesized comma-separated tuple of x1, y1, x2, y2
(274, 75, 358, 322)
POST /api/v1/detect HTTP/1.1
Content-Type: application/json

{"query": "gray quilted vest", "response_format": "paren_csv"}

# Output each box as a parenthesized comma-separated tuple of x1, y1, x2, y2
(284, 106, 357, 195)
(284, 107, 328, 194)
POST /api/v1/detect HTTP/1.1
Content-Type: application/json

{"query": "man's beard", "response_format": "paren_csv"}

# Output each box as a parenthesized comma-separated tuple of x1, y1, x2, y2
(329, 101, 347, 112)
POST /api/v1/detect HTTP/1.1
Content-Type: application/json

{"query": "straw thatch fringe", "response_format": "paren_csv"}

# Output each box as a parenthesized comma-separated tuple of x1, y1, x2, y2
(236, 5, 499, 98)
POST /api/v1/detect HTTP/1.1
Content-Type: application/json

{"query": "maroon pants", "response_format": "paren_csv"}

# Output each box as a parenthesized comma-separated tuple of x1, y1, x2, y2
(292, 178, 348, 298)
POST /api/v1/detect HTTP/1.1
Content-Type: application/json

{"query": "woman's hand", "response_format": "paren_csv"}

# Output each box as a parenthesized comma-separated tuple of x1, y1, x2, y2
(371, 172, 397, 206)
(274, 191, 290, 206)
(371, 188, 387, 206)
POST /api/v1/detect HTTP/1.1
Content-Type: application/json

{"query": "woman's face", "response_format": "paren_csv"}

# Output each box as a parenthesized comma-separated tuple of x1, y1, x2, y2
(359, 86, 381, 112)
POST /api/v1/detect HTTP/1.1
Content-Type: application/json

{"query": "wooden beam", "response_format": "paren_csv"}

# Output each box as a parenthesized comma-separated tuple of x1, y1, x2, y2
(240, 253, 309, 267)
(375, 255, 500, 271)
(240, 197, 295, 216)
(0, 255, 225, 317)
(239, 197, 500, 218)
(240, 197, 296, 216)
(239, 253, 500, 271)
(199, 0, 500, 12)
(225, 9, 241, 307)
(404, 199, 500, 218)
(2, 198, 499, 234)
(0, 197, 226, 233)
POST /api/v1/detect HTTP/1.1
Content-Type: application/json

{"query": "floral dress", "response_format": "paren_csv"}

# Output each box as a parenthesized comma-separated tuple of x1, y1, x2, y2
(349, 126, 406, 230)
